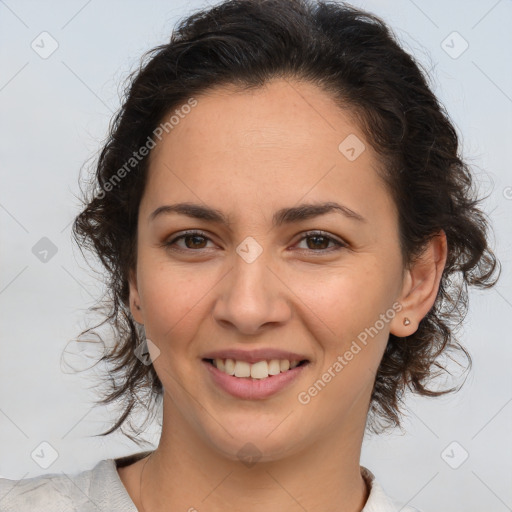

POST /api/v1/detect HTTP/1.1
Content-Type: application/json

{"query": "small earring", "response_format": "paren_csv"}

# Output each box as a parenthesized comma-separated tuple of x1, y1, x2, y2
(403, 317, 411, 326)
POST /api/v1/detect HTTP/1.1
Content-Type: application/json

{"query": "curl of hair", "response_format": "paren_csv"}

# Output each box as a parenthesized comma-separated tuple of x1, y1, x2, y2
(70, 0, 501, 443)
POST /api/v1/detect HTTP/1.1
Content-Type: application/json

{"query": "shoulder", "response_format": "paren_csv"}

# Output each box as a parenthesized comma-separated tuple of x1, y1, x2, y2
(361, 466, 425, 512)
(0, 462, 102, 512)
(0, 458, 138, 512)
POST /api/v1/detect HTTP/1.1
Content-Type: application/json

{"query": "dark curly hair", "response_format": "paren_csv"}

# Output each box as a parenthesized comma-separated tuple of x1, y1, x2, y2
(69, 0, 500, 444)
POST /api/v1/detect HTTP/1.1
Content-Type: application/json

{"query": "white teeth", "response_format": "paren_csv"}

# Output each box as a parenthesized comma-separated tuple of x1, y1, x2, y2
(268, 359, 281, 375)
(234, 360, 251, 378)
(250, 361, 269, 379)
(224, 359, 236, 375)
(211, 358, 303, 378)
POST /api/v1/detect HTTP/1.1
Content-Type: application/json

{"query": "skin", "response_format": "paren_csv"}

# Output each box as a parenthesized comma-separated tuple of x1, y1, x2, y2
(119, 77, 447, 512)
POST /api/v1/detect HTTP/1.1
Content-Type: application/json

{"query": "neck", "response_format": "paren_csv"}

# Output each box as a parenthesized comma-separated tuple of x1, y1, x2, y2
(131, 400, 370, 512)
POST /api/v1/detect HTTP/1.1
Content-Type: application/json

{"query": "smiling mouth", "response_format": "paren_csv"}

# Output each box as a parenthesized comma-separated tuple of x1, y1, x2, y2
(203, 358, 309, 379)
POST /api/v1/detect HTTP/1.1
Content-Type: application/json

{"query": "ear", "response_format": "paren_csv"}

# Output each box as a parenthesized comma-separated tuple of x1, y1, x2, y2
(128, 267, 144, 325)
(390, 230, 448, 337)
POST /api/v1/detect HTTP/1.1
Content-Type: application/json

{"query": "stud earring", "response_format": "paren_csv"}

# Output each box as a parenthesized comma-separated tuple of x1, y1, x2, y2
(403, 317, 410, 326)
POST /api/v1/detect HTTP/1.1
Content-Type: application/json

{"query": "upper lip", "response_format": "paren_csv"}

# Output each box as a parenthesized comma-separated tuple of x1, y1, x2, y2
(202, 348, 310, 364)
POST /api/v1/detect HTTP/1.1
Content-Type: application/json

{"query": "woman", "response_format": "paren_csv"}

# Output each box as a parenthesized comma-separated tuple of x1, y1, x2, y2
(0, 0, 500, 510)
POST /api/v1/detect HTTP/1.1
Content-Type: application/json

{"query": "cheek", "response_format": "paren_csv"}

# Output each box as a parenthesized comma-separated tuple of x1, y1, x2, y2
(289, 261, 392, 342)
(137, 260, 218, 345)
(294, 268, 392, 414)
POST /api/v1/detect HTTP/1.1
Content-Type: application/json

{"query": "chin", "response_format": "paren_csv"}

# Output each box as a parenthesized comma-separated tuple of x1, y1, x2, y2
(201, 418, 306, 464)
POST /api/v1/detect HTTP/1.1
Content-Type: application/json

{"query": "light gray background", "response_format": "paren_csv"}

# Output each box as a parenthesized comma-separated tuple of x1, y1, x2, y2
(0, 1, 511, 511)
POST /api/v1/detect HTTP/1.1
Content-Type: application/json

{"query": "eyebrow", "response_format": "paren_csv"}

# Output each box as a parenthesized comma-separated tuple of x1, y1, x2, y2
(149, 201, 366, 227)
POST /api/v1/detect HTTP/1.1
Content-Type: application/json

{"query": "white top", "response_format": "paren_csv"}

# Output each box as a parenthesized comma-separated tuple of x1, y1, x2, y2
(0, 455, 423, 512)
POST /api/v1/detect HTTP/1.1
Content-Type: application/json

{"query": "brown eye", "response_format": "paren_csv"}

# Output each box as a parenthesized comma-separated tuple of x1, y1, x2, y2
(182, 234, 208, 249)
(305, 235, 330, 250)
(164, 231, 214, 251)
(296, 231, 346, 253)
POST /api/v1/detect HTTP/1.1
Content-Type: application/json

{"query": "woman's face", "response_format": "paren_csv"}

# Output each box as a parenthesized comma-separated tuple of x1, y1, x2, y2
(129, 78, 413, 461)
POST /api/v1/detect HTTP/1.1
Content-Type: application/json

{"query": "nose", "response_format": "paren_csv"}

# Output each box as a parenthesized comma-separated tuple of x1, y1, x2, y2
(212, 250, 292, 336)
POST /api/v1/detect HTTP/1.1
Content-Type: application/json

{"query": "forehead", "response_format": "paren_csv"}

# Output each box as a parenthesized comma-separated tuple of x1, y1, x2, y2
(142, 78, 395, 227)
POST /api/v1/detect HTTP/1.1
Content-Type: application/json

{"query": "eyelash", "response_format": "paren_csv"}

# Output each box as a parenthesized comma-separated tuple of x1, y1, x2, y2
(164, 230, 347, 254)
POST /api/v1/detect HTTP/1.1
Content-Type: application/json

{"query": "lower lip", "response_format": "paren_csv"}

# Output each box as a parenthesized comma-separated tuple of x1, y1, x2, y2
(203, 360, 308, 400)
